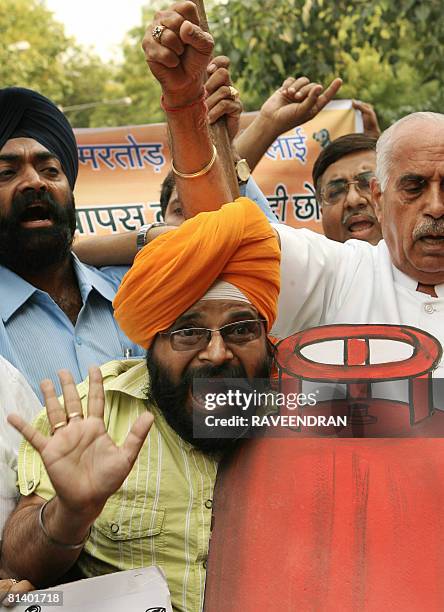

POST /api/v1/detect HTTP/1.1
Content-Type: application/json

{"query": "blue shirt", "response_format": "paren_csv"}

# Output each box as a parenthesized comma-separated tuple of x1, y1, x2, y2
(242, 176, 278, 222)
(0, 255, 145, 400)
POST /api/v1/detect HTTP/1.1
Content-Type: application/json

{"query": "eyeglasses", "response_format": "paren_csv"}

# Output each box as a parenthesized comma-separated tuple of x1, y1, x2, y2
(321, 171, 374, 207)
(160, 319, 266, 352)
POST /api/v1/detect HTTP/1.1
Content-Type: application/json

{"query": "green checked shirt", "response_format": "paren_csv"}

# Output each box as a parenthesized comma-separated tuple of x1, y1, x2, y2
(18, 360, 218, 612)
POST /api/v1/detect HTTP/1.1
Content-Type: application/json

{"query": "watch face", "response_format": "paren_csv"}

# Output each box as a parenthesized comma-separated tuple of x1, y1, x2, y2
(236, 159, 251, 182)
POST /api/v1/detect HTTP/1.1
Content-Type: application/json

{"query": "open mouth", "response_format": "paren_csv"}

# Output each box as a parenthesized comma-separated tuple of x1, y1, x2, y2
(20, 203, 53, 228)
(190, 391, 210, 413)
(346, 215, 375, 237)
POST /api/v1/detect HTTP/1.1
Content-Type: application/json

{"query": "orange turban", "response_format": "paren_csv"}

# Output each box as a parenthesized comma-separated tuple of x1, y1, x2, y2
(113, 197, 281, 349)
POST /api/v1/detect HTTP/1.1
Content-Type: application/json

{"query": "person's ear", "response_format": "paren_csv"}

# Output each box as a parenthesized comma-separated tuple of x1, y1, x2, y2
(371, 177, 383, 224)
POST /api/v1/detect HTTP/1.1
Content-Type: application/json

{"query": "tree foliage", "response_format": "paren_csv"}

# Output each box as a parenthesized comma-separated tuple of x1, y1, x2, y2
(2, 0, 443, 129)
(208, 0, 443, 126)
(104, 4, 164, 127)
(0, 0, 71, 100)
(0, 0, 125, 128)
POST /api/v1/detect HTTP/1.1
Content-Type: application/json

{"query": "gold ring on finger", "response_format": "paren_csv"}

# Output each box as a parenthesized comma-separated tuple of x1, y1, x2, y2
(152, 24, 166, 43)
(51, 421, 67, 435)
(67, 412, 83, 420)
(229, 86, 239, 99)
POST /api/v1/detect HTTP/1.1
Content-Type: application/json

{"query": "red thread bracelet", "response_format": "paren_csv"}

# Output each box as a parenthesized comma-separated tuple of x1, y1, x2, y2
(161, 89, 207, 113)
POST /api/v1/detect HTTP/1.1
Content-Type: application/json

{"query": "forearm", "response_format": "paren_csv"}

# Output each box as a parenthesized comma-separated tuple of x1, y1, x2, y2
(73, 232, 138, 267)
(234, 113, 280, 172)
(1, 497, 97, 587)
(73, 226, 177, 267)
(164, 98, 233, 218)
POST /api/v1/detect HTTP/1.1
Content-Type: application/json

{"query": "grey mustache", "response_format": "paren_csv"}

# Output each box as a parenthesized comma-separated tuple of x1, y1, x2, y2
(342, 208, 376, 225)
(413, 219, 444, 240)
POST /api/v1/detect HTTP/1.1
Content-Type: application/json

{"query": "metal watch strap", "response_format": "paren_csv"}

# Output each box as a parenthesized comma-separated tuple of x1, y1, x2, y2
(136, 222, 166, 251)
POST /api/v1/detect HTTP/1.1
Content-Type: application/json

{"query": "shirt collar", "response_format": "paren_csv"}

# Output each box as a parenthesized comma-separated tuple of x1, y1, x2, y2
(72, 254, 118, 303)
(0, 253, 116, 323)
(391, 260, 444, 297)
(104, 360, 197, 453)
(0, 265, 38, 322)
(105, 360, 148, 399)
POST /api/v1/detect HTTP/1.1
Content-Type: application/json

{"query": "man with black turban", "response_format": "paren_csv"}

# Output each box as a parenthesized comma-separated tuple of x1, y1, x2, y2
(0, 87, 145, 398)
(0, 86, 149, 597)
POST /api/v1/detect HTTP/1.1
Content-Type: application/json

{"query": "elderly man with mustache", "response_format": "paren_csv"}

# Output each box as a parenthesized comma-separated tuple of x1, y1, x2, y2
(273, 111, 444, 366)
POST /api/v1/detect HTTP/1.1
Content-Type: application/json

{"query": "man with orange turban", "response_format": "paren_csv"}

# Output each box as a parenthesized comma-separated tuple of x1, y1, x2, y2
(3, 195, 280, 612)
(113, 197, 279, 348)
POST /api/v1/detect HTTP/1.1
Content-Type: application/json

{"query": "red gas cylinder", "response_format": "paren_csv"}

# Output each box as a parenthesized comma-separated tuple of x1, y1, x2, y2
(204, 325, 444, 611)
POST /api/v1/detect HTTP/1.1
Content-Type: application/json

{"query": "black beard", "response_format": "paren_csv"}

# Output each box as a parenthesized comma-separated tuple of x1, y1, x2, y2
(145, 349, 272, 454)
(0, 190, 76, 275)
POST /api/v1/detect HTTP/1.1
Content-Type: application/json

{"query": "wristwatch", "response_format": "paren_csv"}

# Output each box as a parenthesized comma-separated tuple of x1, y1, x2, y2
(235, 158, 251, 184)
(136, 222, 166, 251)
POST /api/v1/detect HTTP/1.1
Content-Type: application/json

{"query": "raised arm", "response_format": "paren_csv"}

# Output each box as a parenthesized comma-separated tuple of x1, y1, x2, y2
(142, 1, 232, 218)
(1, 368, 152, 586)
(235, 76, 342, 172)
(73, 54, 242, 267)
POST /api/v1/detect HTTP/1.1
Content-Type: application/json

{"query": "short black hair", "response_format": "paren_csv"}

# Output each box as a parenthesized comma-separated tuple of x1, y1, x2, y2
(159, 170, 176, 220)
(312, 133, 377, 197)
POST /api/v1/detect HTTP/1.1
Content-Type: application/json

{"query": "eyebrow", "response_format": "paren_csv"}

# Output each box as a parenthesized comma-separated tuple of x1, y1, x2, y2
(0, 152, 59, 164)
(326, 171, 373, 186)
(171, 312, 203, 328)
(172, 308, 258, 329)
(325, 178, 348, 187)
(224, 309, 259, 321)
(397, 174, 426, 186)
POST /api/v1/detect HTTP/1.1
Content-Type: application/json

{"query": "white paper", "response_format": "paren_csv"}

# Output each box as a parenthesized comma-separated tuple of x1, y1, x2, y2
(27, 566, 172, 612)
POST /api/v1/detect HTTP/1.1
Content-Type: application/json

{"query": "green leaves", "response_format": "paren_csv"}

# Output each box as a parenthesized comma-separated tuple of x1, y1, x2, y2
(272, 54, 285, 76)
(208, 0, 443, 126)
(2, 0, 443, 129)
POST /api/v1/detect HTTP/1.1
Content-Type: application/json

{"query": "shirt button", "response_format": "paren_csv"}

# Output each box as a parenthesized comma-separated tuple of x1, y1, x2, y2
(205, 499, 213, 509)
(110, 523, 119, 534)
(27, 480, 34, 490)
(75, 336, 82, 345)
(203, 560, 207, 569)
(424, 303, 435, 314)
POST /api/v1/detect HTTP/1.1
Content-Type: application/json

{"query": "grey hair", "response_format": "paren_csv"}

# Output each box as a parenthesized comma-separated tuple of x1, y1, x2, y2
(376, 112, 444, 190)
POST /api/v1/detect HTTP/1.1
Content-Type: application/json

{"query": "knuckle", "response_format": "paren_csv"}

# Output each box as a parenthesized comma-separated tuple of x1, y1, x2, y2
(160, 29, 174, 45)
(178, 1, 199, 18)
(214, 55, 230, 67)
(218, 67, 230, 81)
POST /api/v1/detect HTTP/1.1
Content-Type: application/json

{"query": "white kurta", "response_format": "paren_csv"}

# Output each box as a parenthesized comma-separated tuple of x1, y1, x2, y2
(0, 355, 41, 536)
(273, 225, 444, 376)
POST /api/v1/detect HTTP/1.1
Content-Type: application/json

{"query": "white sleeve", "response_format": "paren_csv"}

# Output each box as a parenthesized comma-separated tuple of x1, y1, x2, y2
(0, 357, 42, 537)
(271, 225, 370, 338)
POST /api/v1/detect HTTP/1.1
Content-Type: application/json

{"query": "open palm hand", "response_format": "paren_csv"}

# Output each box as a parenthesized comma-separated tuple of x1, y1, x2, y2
(8, 367, 153, 516)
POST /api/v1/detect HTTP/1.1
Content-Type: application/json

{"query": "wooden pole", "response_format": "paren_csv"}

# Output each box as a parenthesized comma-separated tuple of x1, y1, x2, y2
(191, 0, 240, 199)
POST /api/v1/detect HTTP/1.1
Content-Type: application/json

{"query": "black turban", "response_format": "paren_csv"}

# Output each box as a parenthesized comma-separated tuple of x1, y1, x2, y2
(0, 87, 78, 189)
